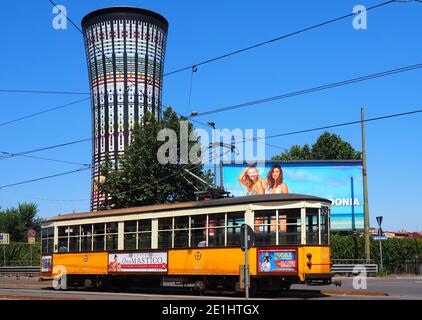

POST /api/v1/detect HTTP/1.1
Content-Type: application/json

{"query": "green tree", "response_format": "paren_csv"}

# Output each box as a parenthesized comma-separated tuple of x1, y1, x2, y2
(98, 107, 212, 209)
(0, 202, 43, 241)
(272, 132, 361, 160)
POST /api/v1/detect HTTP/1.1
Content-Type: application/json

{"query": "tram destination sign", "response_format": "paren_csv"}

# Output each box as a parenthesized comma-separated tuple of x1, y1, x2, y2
(222, 161, 364, 231)
(108, 252, 168, 273)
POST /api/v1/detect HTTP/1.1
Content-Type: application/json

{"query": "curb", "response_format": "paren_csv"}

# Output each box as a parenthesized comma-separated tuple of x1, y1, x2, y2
(321, 290, 388, 296)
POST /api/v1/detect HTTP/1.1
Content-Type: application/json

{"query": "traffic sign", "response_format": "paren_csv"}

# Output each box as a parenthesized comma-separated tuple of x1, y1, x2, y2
(27, 229, 36, 238)
(373, 236, 387, 241)
(376, 216, 383, 227)
(0, 233, 10, 245)
(28, 237, 36, 245)
(240, 224, 255, 251)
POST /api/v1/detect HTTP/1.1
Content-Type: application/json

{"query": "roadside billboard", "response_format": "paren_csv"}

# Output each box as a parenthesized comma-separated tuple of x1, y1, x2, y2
(222, 161, 364, 231)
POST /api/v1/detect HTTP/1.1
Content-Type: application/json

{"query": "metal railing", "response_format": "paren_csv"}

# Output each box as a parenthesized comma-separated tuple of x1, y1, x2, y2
(331, 262, 379, 275)
(0, 266, 40, 277)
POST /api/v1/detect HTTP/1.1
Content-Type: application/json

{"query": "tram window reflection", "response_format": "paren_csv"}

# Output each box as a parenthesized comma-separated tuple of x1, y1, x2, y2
(254, 210, 277, 245)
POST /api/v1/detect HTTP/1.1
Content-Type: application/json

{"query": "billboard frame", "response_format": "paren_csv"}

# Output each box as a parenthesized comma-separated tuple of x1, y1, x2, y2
(220, 160, 364, 232)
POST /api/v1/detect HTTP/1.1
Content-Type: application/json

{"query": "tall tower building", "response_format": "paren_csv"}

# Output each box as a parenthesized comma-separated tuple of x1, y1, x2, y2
(81, 7, 169, 211)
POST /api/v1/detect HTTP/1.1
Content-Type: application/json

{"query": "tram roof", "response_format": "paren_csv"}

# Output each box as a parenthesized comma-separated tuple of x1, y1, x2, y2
(46, 193, 331, 223)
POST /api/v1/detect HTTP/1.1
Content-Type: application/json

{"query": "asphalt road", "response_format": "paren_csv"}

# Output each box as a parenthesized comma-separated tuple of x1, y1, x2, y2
(0, 276, 421, 300)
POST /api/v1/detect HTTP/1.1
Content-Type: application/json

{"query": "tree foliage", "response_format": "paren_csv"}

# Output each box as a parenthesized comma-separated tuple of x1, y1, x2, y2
(272, 132, 362, 160)
(0, 203, 43, 242)
(331, 234, 422, 274)
(98, 107, 212, 209)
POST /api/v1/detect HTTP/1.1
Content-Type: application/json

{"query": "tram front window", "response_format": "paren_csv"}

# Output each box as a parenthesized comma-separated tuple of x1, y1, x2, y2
(321, 207, 329, 244)
(306, 208, 319, 244)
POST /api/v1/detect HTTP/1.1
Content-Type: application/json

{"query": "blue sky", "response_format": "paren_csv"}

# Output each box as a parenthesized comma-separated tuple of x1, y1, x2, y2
(0, 0, 421, 232)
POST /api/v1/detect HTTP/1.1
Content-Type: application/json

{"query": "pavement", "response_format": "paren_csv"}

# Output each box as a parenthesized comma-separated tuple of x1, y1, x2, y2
(0, 275, 421, 300)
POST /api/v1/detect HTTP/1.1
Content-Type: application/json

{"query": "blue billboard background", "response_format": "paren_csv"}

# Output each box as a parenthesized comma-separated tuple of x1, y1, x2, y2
(222, 161, 364, 231)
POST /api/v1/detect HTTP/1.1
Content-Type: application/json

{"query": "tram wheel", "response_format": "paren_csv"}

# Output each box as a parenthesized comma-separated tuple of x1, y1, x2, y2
(280, 282, 292, 291)
(192, 281, 206, 295)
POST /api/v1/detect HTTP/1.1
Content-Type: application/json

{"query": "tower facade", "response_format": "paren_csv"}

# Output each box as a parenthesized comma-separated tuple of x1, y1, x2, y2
(82, 7, 168, 211)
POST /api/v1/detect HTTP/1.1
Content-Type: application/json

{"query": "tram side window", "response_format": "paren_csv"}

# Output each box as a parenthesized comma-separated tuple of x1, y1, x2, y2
(174, 216, 189, 248)
(81, 224, 93, 251)
(158, 218, 172, 249)
(106, 222, 118, 250)
(41, 227, 54, 254)
(191, 215, 206, 247)
(93, 223, 105, 251)
(227, 212, 245, 246)
(254, 210, 276, 246)
(138, 219, 152, 249)
(306, 208, 319, 245)
(124, 220, 152, 250)
(124, 220, 137, 250)
(68, 226, 81, 252)
(57, 226, 69, 252)
(279, 209, 301, 245)
(208, 213, 225, 247)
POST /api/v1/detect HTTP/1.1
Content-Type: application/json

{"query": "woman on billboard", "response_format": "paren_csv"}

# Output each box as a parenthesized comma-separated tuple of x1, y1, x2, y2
(266, 164, 288, 194)
(238, 165, 266, 195)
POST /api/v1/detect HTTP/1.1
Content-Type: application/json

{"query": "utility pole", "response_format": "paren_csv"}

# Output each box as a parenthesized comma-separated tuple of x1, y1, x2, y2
(207, 122, 217, 187)
(361, 108, 371, 262)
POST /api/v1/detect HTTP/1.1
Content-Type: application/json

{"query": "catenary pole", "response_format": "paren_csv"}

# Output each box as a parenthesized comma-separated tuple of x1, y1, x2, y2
(361, 108, 371, 262)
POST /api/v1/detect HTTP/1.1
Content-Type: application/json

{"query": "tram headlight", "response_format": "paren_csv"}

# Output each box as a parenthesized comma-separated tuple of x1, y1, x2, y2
(306, 253, 312, 268)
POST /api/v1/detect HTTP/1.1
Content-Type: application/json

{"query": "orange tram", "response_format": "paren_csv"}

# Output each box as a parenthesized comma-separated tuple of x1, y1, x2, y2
(40, 194, 332, 294)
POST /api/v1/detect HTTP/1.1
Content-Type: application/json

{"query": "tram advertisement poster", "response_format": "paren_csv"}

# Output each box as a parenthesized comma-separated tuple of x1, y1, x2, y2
(41, 255, 52, 273)
(108, 252, 168, 273)
(258, 249, 297, 273)
(222, 161, 364, 231)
